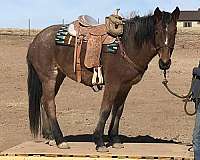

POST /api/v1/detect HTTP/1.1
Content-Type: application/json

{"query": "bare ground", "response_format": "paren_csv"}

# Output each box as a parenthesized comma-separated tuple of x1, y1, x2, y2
(0, 32, 199, 152)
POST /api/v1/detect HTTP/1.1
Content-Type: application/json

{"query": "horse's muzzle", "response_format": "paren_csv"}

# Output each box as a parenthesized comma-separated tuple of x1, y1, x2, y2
(159, 59, 171, 70)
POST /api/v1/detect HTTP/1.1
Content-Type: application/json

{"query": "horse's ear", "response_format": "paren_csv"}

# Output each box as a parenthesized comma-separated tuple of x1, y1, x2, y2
(172, 7, 180, 21)
(154, 7, 162, 23)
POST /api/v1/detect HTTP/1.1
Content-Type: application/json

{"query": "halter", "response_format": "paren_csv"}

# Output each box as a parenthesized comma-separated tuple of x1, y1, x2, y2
(155, 45, 174, 53)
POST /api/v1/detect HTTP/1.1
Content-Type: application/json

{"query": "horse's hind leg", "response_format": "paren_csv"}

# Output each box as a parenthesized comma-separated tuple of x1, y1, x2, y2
(42, 77, 69, 149)
(55, 70, 66, 95)
(108, 84, 132, 148)
(41, 70, 66, 142)
(41, 106, 53, 140)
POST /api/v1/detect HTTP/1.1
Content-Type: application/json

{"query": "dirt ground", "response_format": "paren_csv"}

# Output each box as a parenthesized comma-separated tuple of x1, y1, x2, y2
(0, 31, 199, 152)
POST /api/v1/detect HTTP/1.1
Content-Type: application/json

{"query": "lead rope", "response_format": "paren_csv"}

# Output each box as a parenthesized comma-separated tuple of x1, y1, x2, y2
(162, 70, 196, 116)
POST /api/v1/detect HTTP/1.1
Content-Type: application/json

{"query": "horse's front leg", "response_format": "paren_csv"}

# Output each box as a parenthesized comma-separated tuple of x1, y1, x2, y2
(93, 83, 120, 152)
(108, 103, 125, 149)
(108, 83, 132, 149)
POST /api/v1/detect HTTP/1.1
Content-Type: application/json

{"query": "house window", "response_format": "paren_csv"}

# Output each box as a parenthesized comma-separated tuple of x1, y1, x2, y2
(183, 22, 192, 27)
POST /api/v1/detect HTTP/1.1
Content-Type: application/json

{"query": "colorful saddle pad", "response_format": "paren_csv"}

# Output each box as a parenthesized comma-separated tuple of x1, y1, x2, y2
(55, 25, 75, 46)
(55, 25, 118, 54)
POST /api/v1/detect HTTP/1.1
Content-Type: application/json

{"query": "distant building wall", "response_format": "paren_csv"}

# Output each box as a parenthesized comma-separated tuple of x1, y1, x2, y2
(177, 21, 200, 28)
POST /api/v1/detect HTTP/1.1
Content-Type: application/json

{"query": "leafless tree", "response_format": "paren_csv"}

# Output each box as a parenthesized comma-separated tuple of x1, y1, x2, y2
(121, 10, 138, 19)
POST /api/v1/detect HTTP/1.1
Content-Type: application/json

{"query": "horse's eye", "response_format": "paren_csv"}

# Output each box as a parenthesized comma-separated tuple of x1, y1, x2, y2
(155, 31, 159, 35)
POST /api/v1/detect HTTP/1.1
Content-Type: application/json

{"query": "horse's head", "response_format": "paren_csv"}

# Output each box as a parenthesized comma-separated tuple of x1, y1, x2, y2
(153, 7, 180, 70)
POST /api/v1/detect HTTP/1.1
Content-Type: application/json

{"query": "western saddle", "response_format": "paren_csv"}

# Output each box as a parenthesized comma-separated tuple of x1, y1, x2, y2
(69, 11, 123, 88)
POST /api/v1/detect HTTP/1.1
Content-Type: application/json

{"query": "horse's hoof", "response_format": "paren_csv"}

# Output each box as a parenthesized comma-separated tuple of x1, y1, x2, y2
(47, 140, 56, 146)
(112, 143, 124, 149)
(96, 146, 109, 152)
(58, 142, 70, 149)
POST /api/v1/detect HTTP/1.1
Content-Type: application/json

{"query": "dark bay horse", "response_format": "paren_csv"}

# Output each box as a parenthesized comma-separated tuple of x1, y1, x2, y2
(27, 7, 180, 152)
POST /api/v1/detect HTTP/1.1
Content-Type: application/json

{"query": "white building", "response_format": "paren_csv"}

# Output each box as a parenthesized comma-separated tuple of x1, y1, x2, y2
(177, 9, 200, 29)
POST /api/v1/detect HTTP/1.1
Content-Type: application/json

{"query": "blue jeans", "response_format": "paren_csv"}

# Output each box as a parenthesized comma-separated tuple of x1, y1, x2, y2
(193, 103, 200, 159)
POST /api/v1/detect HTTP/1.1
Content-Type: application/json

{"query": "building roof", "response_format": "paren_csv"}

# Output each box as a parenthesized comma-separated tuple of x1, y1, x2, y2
(178, 10, 200, 21)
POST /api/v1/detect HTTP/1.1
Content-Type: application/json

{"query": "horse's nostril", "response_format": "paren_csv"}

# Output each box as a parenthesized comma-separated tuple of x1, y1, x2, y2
(166, 59, 171, 66)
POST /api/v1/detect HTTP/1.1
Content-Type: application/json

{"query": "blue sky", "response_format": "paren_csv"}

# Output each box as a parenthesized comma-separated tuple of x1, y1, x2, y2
(1, 0, 200, 29)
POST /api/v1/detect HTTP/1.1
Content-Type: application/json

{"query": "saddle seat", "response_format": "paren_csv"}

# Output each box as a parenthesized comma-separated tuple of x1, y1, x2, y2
(78, 15, 98, 26)
(67, 15, 100, 36)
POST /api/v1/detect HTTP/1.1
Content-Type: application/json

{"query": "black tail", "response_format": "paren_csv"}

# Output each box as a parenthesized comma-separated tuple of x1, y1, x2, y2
(27, 59, 42, 137)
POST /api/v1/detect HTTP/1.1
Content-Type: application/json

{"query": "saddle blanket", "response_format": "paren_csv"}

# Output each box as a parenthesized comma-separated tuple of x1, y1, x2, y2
(55, 25, 119, 54)
(55, 24, 75, 46)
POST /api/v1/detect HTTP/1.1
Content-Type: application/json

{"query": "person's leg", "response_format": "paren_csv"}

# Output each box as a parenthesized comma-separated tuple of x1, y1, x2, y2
(193, 103, 200, 159)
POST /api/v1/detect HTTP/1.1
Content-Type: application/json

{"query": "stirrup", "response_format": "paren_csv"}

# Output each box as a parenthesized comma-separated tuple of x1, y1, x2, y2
(92, 85, 103, 92)
(92, 66, 104, 85)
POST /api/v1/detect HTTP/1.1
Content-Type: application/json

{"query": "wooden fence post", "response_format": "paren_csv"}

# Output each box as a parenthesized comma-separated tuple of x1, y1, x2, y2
(28, 19, 31, 36)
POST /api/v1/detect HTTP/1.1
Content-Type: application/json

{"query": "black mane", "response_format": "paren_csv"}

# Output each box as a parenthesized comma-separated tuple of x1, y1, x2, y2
(122, 14, 155, 48)
(122, 12, 173, 48)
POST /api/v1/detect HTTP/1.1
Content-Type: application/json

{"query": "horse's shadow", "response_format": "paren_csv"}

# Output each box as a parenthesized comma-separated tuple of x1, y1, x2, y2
(63, 134, 180, 144)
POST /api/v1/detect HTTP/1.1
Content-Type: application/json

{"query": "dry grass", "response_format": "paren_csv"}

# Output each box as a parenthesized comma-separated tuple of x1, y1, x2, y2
(0, 28, 41, 36)
(0, 27, 200, 37)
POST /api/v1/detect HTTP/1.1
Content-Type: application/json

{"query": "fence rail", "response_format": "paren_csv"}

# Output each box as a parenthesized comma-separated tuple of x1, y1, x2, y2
(0, 27, 200, 37)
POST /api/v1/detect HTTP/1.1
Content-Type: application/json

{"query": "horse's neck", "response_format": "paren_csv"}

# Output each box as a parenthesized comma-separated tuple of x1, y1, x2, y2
(123, 16, 157, 71)
(125, 41, 157, 71)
